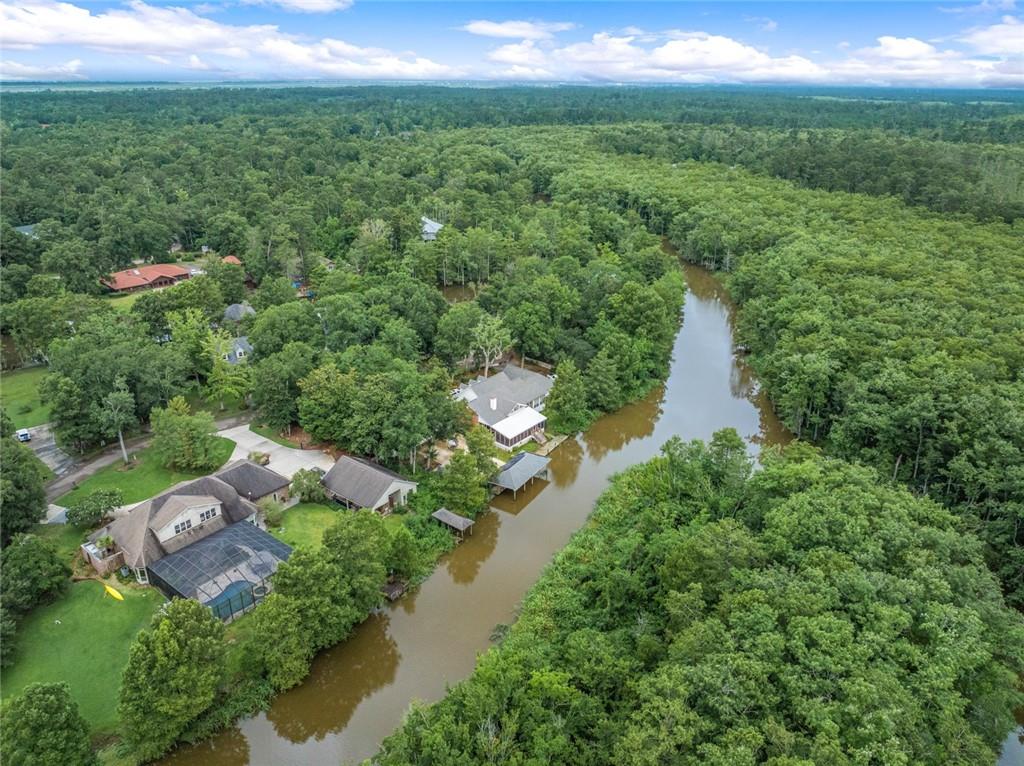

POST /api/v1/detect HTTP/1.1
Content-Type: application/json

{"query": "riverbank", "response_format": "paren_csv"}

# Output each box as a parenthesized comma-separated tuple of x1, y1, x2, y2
(158, 262, 791, 766)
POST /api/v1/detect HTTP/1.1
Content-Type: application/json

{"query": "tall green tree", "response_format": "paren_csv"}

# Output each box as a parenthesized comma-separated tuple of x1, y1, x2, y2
(472, 314, 512, 378)
(585, 348, 621, 412)
(546, 359, 591, 434)
(0, 534, 69, 614)
(118, 599, 226, 762)
(150, 396, 219, 471)
(0, 683, 97, 766)
(0, 439, 48, 546)
(437, 451, 488, 517)
(95, 375, 136, 464)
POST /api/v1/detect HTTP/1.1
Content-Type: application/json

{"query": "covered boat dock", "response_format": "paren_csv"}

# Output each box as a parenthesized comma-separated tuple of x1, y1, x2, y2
(490, 452, 551, 499)
(431, 507, 475, 539)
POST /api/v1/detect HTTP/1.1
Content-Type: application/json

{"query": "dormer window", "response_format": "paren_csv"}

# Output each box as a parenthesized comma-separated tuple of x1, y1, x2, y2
(222, 353, 231, 361)
(235, 349, 245, 359)
(173, 519, 193, 535)
(199, 508, 218, 522)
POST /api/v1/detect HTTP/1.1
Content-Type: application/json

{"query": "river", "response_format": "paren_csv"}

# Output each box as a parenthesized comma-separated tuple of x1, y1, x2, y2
(162, 260, 788, 766)
(164, 261, 1019, 766)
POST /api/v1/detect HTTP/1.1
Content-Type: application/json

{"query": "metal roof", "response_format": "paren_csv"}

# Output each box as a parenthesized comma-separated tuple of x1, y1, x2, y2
(492, 407, 546, 440)
(432, 508, 474, 532)
(491, 452, 551, 491)
(223, 302, 256, 322)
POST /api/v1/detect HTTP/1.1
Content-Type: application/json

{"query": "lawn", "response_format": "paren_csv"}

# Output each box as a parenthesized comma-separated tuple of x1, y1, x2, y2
(105, 292, 142, 312)
(33, 522, 91, 563)
(1, 581, 164, 733)
(269, 502, 339, 549)
(56, 436, 235, 507)
(251, 423, 300, 449)
(0, 366, 51, 428)
(183, 389, 248, 419)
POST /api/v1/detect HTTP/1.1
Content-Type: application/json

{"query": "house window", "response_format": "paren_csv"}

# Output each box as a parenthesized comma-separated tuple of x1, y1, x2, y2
(199, 508, 218, 522)
(134, 567, 149, 584)
(235, 349, 245, 358)
(173, 518, 193, 535)
(222, 353, 231, 361)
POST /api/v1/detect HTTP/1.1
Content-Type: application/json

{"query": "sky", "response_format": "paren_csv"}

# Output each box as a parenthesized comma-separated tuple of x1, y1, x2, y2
(1, 1, 1022, 87)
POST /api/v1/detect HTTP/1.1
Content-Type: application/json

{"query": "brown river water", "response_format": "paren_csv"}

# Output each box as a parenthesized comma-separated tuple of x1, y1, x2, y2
(161, 262, 1021, 766)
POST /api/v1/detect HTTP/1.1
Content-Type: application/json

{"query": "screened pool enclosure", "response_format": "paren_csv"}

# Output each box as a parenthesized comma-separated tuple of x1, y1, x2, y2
(148, 522, 292, 622)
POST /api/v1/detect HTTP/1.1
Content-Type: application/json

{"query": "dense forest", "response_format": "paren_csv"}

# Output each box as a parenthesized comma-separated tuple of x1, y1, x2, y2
(377, 435, 1024, 766)
(1, 86, 1022, 764)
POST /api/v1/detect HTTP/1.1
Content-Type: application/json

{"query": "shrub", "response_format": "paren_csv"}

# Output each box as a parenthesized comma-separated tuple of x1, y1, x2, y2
(66, 488, 123, 528)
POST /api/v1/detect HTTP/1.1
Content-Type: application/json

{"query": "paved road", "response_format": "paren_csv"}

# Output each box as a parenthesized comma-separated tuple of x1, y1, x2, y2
(26, 424, 75, 477)
(44, 412, 255, 503)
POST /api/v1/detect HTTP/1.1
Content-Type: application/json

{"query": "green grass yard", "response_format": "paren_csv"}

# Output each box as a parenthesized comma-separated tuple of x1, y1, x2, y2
(250, 423, 300, 449)
(56, 436, 235, 507)
(0, 366, 51, 428)
(0, 581, 164, 733)
(33, 522, 91, 564)
(105, 292, 142, 311)
(269, 503, 340, 549)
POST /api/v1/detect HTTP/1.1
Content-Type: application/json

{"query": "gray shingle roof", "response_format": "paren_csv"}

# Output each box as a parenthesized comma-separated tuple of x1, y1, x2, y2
(491, 452, 551, 492)
(92, 476, 258, 569)
(225, 336, 253, 365)
(223, 302, 256, 322)
(215, 459, 290, 501)
(456, 366, 554, 427)
(321, 456, 416, 509)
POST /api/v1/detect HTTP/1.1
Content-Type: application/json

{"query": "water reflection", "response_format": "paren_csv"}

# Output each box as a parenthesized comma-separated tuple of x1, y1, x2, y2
(160, 260, 791, 766)
(490, 477, 550, 515)
(444, 510, 500, 584)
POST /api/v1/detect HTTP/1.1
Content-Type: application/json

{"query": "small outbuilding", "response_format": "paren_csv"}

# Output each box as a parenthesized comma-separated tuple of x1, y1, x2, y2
(215, 459, 290, 504)
(490, 452, 550, 498)
(431, 507, 474, 538)
(321, 456, 418, 514)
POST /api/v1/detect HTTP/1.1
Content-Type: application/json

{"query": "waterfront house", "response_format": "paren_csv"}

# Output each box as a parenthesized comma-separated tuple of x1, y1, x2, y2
(321, 456, 418, 514)
(455, 365, 554, 449)
(84, 475, 291, 620)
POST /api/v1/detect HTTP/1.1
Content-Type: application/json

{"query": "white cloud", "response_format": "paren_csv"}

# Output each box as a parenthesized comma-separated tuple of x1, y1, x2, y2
(863, 36, 942, 59)
(460, 19, 574, 40)
(960, 14, 1024, 53)
(0, 0, 458, 78)
(146, 54, 171, 64)
(243, 0, 353, 12)
(940, 0, 1015, 14)
(0, 56, 83, 79)
(488, 40, 548, 68)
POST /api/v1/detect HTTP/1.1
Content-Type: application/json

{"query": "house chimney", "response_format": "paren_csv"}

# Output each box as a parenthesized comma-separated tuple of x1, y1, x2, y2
(490, 397, 497, 411)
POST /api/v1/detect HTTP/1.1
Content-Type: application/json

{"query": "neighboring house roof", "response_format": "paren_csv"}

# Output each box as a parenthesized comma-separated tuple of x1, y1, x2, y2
(455, 366, 554, 428)
(222, 255, 243, 266)
(421, 216, 443, 240)
(14, 224, 38, 238)
(322, 456, 417, 509)
(492, 407, 546, 440)
(102, 264, 190, 291)
(148, 521, 291, 603)
(215, 459, 290, 501)
(225, 336, 253, 365)
(491, 452, 551, 492)
(92, 476, 259, 569)
(223, 302, 256, 322)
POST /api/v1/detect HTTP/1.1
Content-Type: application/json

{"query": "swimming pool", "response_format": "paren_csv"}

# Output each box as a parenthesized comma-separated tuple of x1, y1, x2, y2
(203, 580, 257, 620)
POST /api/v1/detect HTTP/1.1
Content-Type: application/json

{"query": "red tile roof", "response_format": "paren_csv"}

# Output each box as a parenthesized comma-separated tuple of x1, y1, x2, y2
(222, 255, 243, 266)
(102, 264, 190, 292)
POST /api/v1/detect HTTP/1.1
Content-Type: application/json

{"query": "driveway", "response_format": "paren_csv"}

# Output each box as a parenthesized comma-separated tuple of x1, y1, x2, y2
(26, 424, 76, 477)
(217, 424, 335, 479)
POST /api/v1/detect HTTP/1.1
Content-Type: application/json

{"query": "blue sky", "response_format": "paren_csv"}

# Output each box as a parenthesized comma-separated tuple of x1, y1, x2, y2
(2, 1, 1022, 86)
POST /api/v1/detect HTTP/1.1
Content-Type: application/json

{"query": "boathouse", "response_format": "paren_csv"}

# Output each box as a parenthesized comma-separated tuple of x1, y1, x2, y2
(490, 452, 550, 498)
